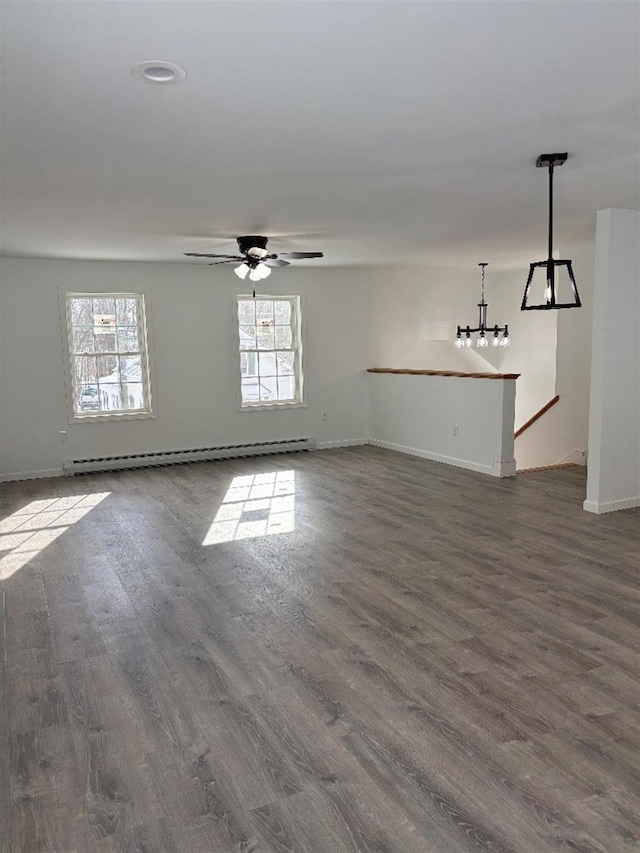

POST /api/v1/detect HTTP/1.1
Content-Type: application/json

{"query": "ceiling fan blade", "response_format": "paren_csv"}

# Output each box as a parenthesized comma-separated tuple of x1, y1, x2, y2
(277, 252, 324, 259)
(265, 258, 290, 267)
(184, 252, 243, 259)
(208, 260, 236, 265)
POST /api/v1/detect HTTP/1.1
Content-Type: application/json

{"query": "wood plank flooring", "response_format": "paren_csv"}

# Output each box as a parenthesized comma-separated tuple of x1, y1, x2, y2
(1, 446, 638, 852)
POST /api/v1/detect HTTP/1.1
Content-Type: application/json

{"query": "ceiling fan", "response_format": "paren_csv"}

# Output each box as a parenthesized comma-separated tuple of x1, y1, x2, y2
(184, 235, 324, 283)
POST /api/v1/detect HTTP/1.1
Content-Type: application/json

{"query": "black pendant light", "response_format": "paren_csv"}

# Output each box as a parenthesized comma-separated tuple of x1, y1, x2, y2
(521, 153, 581, 311)
(455, 263, 510, 349)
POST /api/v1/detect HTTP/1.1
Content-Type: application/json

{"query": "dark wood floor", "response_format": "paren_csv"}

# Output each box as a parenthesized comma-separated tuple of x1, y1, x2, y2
(1, 446, 638, 853)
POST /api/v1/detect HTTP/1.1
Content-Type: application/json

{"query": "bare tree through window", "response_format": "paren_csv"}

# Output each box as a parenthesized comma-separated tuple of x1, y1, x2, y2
(66, 293, 152, 417)
(237, 296, 303, 407)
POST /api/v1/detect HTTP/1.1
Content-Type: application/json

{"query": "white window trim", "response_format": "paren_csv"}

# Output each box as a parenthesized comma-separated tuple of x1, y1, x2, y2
(60, 290, 157, 424)
(233, 293, 307, 412)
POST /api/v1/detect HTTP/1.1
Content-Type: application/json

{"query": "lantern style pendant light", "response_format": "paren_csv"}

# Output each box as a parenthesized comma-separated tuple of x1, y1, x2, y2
(521, 153, 581, 311)
(455, 263, 510, 349)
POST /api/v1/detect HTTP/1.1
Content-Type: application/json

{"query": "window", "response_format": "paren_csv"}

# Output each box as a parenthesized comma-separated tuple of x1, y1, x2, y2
(65, 293, 153, 419)
(237, 296, 304, 408)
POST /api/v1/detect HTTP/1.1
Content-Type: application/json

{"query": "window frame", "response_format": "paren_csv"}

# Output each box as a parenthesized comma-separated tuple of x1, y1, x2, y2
(234, 293, 306, 411)
(61, 290, 156, 423)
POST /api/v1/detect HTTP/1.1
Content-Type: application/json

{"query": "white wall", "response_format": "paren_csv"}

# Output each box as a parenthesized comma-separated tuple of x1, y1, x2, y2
(369, 373, 516, 477)
(364, 255, 596, 472)
(553, 240, 596, 465)
(365, 264, 508, 374)
(489, 269, 557, 433)
(585, 209, 639, 513)
(0, 258, 372, 478)
(372, 339, 501, 374)
(0, 250, 601, 483)
(366, 265, 483, 367)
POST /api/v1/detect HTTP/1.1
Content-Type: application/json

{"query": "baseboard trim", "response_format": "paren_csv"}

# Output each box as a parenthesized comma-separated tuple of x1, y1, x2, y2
(316, 438, 369, 450)
(558, 448, 588, 466)
(494, 457, 517, 478)
(519, 462, 579, 474)
(1, 440, 518, 481)
(583, 496, 640, 514)
(1, 468, 65, 483)
(369, 438, 513, 477)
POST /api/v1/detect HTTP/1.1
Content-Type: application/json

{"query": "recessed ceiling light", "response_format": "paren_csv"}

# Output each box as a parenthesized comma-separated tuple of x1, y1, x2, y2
(132, 61, 187, 85)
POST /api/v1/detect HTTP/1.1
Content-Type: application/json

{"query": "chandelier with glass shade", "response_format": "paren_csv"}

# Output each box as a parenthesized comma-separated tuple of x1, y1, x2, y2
(455, 263, 510, 349)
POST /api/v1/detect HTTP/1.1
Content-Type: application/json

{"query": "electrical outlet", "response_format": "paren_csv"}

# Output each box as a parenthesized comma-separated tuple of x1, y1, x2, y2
(59, 430, 68, 443)
(321, 411, 328, 421)
(453, 424, 459, 437)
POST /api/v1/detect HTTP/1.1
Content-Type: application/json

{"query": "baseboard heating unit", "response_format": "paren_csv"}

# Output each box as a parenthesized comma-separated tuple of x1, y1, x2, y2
(63, 437, 316, 476)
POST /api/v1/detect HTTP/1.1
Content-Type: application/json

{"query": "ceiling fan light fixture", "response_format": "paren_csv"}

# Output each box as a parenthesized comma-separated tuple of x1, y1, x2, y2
(234, 263, 250, 280)
(183, 236, 324, 280)
(249, 263, 271, 282)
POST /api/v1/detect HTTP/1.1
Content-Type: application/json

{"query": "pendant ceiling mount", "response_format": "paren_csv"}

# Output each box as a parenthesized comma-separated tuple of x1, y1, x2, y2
(521, 152, 581, 311)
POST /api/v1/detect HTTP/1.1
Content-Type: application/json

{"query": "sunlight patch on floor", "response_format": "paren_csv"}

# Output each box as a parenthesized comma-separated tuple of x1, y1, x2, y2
(203, 471, 295, 545)
(0, 493, 111, 579)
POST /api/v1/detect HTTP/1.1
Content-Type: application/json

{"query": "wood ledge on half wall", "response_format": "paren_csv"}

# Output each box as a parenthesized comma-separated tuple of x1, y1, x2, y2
(367, 368, 521, 380)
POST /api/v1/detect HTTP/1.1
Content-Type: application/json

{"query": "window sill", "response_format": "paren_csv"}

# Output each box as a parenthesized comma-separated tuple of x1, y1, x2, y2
(70, 410, 157, 424)
(238, 401, 307, 413)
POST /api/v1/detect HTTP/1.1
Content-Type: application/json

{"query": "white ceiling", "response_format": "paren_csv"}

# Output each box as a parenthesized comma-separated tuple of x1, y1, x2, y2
(2, 1, 638, 269)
